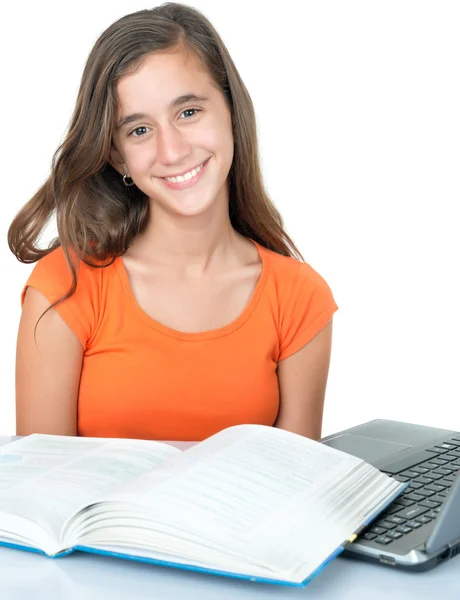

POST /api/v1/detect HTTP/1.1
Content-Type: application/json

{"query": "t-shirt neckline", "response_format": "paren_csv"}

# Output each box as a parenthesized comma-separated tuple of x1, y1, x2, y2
(114, 238, 268, 341)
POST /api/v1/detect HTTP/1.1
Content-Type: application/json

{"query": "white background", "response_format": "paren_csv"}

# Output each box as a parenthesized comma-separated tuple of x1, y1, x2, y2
(1, 1, 459, 436)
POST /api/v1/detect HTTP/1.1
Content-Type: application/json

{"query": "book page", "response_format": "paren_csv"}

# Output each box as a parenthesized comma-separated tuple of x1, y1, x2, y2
(78, 424, 400, 576)
(98, 424, 361, 517)
(0, 435, 181, 554)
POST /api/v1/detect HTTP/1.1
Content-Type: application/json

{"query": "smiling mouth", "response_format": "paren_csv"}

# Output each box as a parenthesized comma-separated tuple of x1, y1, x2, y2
(162, 159, 208, 183)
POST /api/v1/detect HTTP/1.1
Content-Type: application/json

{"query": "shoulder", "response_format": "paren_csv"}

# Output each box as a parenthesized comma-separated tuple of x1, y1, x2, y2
(257, 242, 332, 295)
(21, 246, 115, 346)
(256, 243, 338, 361)
(21, 246, 106, 305)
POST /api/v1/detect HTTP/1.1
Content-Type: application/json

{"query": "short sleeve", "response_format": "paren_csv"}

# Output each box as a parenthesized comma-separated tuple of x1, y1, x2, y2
(21, 248, 97, 347)
(278, 262, 338, 361)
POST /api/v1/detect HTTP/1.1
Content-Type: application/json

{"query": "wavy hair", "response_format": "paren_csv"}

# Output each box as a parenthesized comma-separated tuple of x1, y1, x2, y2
(8, 2, 303, 310)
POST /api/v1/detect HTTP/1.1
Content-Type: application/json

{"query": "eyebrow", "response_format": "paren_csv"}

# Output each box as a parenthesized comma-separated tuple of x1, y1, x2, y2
(116, 94, 209, 130)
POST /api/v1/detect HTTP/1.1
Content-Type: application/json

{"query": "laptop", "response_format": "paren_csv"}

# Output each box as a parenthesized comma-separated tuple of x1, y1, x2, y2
(321, 419, 460, 570)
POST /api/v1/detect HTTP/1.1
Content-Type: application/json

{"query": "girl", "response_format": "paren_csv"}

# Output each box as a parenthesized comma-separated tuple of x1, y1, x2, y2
(9, 3, 338, 441)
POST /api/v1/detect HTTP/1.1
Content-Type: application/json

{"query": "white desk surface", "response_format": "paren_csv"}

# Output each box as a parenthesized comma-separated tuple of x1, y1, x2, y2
(1, 437, 459, 599)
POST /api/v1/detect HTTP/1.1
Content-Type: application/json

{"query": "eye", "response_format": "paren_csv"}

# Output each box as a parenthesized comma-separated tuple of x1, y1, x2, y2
(180, 108, 201, 119)
(128, 109, 201, 137)
(129, 126, 150, 138)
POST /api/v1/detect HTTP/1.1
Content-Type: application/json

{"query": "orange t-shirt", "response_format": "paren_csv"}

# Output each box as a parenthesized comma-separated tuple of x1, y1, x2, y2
(21, 239, 338, 441)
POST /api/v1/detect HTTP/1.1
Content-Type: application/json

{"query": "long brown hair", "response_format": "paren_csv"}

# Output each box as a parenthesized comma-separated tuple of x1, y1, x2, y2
(8, 2, 303, 310)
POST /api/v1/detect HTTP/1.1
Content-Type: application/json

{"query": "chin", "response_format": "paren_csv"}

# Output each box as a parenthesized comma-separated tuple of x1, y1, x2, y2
(170, 196, 220, 218)
(151, 181, 227, 218)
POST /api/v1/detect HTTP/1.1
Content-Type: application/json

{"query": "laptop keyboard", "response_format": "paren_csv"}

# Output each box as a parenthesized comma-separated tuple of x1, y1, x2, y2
(361, 437, 460, 546)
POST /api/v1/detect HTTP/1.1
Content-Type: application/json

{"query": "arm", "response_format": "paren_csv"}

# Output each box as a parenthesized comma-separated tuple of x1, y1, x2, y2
(275, 319, 333, 440)
(16, 287, 84, 436)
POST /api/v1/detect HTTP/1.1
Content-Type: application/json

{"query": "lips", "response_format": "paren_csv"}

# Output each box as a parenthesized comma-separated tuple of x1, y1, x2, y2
(162, 159, 208, 180)
(159, 157, 210, 190)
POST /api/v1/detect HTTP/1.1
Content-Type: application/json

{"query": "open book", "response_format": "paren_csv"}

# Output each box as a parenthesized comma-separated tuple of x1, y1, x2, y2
(0, 424, 404, 586)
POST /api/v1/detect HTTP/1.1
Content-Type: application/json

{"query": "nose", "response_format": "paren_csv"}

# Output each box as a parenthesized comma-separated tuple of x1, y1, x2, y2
(156, 122, 192, 166)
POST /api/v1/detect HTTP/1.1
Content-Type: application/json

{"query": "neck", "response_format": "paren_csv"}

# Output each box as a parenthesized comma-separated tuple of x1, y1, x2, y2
(127, 197, 243, 277)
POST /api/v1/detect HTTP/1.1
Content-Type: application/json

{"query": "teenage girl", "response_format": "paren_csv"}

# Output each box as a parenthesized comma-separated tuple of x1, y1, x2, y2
(8, 3, 338, 441)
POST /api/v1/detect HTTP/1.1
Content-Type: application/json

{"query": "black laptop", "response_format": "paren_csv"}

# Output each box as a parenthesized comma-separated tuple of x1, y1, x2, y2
(321, 419, 460, 570)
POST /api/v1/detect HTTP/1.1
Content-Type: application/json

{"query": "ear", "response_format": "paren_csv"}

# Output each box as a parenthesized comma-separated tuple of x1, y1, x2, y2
(109, 143, 126, 175)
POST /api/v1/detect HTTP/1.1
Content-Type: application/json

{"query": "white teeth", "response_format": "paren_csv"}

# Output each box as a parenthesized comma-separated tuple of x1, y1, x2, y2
(164, 161, 205, 183)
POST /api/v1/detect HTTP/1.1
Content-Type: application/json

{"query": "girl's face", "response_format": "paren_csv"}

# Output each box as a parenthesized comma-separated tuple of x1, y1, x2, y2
(110, 48, 234, 218)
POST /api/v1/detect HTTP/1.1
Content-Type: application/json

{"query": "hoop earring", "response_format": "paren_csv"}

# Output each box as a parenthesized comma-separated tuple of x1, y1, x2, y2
(123, 174, 135, 187)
